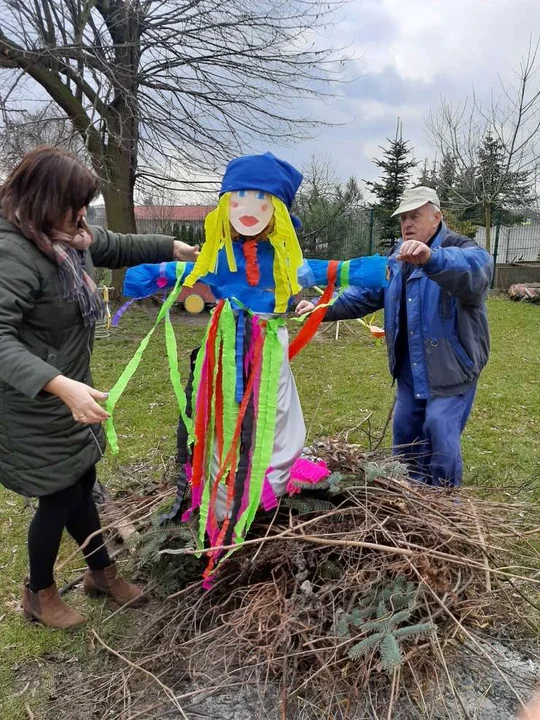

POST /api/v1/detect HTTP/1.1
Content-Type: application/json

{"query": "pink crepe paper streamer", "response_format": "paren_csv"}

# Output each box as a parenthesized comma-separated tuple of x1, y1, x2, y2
(244, 316, 261, 372)
(207, 523, 220, 547)
(157, 262, 168, 288)
(261, 470, 279, 511)
(202, 575, 215, 591)
(181, 463, 199, 522)
(286, 458, 330, 496)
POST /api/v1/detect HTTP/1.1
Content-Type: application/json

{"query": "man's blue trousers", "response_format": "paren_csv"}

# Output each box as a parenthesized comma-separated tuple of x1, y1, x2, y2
(392, 356, 476, 487)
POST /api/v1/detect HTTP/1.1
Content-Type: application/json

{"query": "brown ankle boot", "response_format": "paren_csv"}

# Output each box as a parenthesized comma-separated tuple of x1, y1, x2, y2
(83, 563, 145, 606)
(22, 582, 86, 629)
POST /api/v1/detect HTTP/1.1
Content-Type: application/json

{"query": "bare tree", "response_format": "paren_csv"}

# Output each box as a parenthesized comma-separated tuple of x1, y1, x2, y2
(427, 40, 540, 252)
(295, 154, 366, 258)
(0, 0, 345, 289)
(0, 105, 86, 173)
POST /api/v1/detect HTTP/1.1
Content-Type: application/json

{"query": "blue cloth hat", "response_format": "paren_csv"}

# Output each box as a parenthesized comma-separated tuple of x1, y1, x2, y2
(220, 152, 303, 228)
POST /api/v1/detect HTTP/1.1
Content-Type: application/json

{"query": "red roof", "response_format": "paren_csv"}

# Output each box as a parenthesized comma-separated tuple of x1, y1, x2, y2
(134, 205, 215, 221)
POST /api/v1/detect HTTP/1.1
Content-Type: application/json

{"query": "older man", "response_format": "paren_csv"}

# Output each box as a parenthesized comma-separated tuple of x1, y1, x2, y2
(297, 186, 493, 487)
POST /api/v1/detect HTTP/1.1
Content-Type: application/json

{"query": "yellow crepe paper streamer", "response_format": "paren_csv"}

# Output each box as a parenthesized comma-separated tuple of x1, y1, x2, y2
(183, 193, 237, 288)
(268, 196, 303, 313)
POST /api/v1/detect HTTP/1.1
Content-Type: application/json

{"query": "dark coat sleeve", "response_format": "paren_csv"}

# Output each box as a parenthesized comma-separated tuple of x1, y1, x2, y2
(89, 226, 175, 269)
(0, 240, 61, 398)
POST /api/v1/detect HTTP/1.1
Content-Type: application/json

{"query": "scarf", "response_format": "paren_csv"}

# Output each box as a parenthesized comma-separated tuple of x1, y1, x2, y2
(18, 218, 104, 327)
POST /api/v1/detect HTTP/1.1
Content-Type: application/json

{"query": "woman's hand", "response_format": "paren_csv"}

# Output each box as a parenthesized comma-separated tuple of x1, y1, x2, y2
(44, 376, 109, 424)
(173, 241, 200, 262)
(519, 694, 540, 720)
(295, 300, 316, 316)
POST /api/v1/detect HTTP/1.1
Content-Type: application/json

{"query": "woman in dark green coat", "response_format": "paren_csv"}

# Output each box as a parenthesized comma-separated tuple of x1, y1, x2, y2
(0, 147, 198, 628)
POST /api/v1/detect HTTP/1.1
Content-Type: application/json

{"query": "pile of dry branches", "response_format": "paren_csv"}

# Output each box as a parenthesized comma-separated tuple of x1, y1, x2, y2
(62, 442, 540, 719)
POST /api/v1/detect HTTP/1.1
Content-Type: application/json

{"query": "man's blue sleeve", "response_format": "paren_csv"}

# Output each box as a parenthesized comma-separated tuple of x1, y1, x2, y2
(422, 245, 493, 305)
(325, 286, 385, 321)
(123, 261, 194, 298)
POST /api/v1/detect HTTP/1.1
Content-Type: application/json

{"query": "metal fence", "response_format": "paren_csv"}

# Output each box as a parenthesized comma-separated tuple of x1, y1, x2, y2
(297, 208, 395, 261)
(476, 221, 540, 290)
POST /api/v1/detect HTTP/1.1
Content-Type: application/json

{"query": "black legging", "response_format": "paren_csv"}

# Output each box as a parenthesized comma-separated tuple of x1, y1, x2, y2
(27, 466, 111, 592)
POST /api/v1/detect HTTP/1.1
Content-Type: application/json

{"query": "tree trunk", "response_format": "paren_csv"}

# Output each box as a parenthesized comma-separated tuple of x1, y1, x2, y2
(96, 1, 141, 300)
(484, 204, 492, 254)
(101, 173, 137, 299)
(100, 135, 137, 300)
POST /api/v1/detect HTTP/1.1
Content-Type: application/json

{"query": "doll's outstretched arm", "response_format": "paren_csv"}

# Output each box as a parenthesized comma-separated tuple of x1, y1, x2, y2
(123, 261, 196, 298)
(298, 255, 387, 290)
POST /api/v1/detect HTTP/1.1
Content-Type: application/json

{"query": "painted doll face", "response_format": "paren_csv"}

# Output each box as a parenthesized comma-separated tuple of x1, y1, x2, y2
(229, 190, 274, 237)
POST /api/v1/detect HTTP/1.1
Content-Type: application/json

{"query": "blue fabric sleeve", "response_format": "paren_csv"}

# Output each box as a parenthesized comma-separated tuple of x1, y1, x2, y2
(123, 261, 194, 297)
(347, 255, 388, 288)
(300, 255, 388, 289)
(422, 245, 493, 305)
(325, 286, 385, 321)
(297, 260, 317, 288)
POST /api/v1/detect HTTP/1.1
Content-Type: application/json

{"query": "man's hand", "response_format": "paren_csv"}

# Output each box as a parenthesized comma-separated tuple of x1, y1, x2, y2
(397, 240, 432, 265)
(173, 241, 200, 262)
(44, 376, 110, 424)
(295, 300, 316, 316)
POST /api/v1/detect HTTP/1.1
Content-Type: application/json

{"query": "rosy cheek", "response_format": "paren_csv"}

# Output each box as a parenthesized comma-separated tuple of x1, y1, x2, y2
(261, 203, 268, 212)
(230, 201, 239, 209)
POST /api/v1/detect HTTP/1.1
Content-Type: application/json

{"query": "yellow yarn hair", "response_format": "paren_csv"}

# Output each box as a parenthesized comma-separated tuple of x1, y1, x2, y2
(183, 192, 303, 314)
(268, 197, 303, 313)
(183, 193, 236, 288)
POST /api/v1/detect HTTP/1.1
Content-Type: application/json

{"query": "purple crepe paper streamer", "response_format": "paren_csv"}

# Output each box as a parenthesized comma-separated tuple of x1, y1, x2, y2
(111, 297, 141, 327)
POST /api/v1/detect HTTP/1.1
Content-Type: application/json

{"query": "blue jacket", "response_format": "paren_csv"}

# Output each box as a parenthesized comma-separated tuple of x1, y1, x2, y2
(325, 224, 493, 398)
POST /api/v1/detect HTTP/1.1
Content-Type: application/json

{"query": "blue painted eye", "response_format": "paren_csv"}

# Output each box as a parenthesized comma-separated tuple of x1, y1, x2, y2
(237, 190, 247, 197)
(256, 191, 266, 200)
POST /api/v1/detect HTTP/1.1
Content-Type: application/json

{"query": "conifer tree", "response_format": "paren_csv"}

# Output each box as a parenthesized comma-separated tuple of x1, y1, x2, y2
(366, 120, 418, 243)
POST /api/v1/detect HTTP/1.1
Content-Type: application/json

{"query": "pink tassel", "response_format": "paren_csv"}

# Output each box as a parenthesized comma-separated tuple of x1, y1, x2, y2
(287, 458, 330, 496)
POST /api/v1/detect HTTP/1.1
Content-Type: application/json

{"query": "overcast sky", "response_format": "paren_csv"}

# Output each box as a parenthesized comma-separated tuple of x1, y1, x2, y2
(267, 0, 540, 189)
(4, 0, 538, 201)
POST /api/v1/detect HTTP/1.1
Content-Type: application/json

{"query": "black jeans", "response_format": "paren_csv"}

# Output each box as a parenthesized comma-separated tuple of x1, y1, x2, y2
(27, 466, 110, 592)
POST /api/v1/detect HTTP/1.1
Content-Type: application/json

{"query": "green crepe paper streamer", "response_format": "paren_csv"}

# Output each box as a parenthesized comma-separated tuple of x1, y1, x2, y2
(288, 284, 347, 327)
(233, 317, 284, 544)
(165, 308, 192, 442)
(219, 303, 238, 462)
(105, 274, 185, 455)
(340, 260, 350, 288)
(165, 263, 191, 439)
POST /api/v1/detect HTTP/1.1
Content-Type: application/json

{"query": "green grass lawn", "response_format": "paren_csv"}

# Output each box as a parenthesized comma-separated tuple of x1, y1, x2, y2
(0, 296, 538, 718)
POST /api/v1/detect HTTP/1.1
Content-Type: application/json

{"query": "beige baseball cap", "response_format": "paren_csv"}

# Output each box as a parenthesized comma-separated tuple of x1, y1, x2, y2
(391, 186, 441, 217)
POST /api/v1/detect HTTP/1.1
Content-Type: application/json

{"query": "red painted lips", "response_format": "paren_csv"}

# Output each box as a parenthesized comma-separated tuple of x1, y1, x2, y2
(239, 215, 259, 227)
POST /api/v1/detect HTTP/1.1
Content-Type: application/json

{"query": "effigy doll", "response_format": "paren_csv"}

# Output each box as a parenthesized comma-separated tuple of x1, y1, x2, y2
(111, 152, 387, 580)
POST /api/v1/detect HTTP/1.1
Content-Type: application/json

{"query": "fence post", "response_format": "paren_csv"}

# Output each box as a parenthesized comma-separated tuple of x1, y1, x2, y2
(368, 208, 375, 255)
(491, 215, 501, 290)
